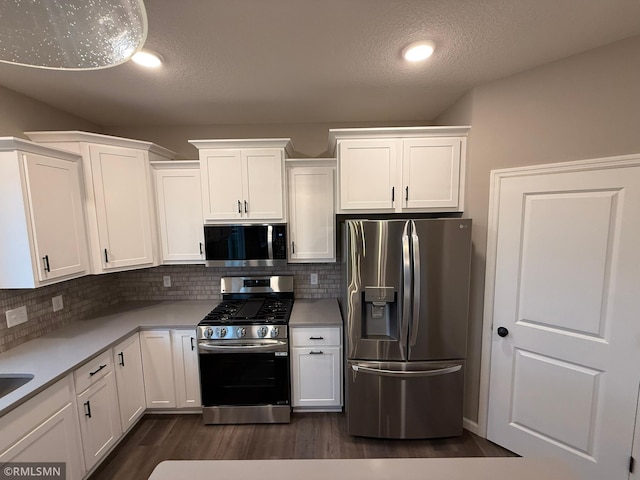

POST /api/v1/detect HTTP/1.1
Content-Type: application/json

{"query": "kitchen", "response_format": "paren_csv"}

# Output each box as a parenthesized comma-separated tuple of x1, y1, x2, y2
(1, 2, 640, 480)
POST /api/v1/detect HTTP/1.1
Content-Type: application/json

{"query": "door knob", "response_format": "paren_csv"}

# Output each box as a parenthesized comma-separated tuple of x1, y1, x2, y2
(497, 327, 509, 337)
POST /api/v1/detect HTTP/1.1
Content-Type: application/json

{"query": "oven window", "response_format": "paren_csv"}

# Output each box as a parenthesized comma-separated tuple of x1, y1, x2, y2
(199, 352, 290, 406)
(204, 226, 269, 261)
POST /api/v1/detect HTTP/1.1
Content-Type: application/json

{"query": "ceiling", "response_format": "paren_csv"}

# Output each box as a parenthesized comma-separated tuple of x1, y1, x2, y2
(1, 0, 640, 128)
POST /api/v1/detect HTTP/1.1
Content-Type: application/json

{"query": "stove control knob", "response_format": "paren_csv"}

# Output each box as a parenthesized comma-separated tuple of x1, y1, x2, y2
(204, 327, 213, 339)
(257, 326, 268, 338)
(237, 327, 247, 338)
(270, 327, 279, 338)
(216, 327, 227, 338)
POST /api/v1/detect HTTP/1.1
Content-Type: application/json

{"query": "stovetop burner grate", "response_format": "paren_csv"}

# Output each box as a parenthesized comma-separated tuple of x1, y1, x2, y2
(200, 298, 294, 325)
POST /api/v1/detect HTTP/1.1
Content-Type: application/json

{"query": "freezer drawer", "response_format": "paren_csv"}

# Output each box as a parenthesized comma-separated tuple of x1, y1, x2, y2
(346, 360, 464, 439)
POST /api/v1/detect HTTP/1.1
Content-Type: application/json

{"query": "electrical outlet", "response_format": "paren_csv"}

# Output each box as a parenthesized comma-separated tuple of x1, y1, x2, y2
(310, 273, 318, 285)
(163, 275, 172, 288)
(6, 306, 28, 328)
(52, 295, 64, 312)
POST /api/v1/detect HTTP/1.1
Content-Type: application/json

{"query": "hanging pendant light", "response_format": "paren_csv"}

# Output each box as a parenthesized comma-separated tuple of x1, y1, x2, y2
(0, 0, 148, 70)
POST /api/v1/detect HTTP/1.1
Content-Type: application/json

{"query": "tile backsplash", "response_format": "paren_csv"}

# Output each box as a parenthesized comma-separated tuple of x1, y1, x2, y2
(0, 263, 341, 353)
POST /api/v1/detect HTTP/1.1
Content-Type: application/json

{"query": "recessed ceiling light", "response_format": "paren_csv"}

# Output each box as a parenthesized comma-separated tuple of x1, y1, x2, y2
(402, 41, 435, 62)
(131, 50, 163, 68)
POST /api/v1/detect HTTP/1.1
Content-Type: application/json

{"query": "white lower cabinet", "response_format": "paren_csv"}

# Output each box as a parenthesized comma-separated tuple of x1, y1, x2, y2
(140, 329, 201, 410)
(140, 330, 176, 409)
(291, 326, 342, 411)
(171, 329, 201, 408)
(113, 333, 146, 432)
(0, 376, 84, 479)
(74, 355, 121, 473)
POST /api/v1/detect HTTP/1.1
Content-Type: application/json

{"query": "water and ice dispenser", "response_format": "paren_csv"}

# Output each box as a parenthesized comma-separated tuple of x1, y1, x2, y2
(362, 286, 398, 339)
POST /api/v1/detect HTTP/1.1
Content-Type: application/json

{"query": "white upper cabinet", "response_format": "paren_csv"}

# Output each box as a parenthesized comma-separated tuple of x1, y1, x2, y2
(189, 138, 291, 223)
(338, 139, 397, 210)
(25, 131, 176, 274)
(287, 160, 336, 263)
(329, 126, 469, 213)
(0, 138, 89, 288)
(152, 161, 205, 264)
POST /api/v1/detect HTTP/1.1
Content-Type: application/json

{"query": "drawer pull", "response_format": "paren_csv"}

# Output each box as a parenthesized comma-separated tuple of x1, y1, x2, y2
(84, 401, 92, 418)
(309, 336, 324, 340)
(118, 352, 125, 366)
(89, 364, 107, 376)
(309, 350, 324, 355)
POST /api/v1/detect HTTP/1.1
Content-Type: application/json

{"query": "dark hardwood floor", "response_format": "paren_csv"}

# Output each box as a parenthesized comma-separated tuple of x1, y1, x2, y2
(89, 413, 515, 480)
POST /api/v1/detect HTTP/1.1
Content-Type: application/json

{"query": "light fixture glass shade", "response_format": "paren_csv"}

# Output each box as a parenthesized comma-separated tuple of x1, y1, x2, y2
(0, 0, 148, 70)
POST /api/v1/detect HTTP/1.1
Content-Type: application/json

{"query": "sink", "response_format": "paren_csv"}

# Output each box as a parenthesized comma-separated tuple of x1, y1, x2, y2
(0, 374, 34, 399)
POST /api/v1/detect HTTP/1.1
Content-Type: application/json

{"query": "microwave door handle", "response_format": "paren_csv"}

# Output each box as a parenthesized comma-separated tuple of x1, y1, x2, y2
(410, 220, 420, 347)
(267, 225, 274, 260)
(402, 221, 411, 350)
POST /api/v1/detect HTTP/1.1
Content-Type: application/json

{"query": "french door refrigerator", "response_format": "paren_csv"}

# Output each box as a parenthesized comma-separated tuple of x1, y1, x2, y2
(342, 218, 472, 439)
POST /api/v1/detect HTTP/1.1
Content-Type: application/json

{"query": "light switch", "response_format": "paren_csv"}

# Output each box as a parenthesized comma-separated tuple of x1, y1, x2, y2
(310, 273, 318, 285)
(6, 306, 28, 328)
(163, 275, 172, 287)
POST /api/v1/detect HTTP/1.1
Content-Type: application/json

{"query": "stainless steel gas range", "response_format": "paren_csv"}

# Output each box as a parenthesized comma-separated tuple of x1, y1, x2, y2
(197, 275, 294, 424)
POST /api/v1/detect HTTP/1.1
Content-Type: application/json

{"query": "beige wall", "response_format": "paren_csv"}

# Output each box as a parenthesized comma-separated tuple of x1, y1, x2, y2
(436, 34, 640, 424)
(103, 120, 428, 159)
(0, 85, 98, 137)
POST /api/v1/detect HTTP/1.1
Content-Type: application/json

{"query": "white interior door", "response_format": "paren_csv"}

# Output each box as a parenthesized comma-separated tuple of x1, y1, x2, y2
(486, 158, 640, 480)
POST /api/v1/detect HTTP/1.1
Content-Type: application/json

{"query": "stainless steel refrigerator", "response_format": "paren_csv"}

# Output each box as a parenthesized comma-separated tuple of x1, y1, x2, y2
(342, 218, 472, 439)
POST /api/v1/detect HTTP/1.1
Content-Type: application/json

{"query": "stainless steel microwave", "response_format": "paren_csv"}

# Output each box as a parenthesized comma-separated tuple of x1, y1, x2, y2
(203, 224, 287, 267)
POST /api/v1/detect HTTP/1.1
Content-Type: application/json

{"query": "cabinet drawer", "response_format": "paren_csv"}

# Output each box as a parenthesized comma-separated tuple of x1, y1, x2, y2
(74, 350, 112, 393)
(291, 327, 341, 347)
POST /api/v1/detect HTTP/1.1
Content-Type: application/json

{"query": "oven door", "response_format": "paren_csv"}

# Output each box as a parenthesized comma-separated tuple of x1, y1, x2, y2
(198, 339, 290, 408)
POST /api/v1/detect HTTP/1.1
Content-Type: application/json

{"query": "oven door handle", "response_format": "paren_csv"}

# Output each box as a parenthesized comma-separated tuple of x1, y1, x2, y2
(198, 341, 288, 353)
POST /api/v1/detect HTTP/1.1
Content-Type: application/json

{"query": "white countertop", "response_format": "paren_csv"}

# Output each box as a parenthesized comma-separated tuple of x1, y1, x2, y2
(289, 298, 342, 327)
(0, 300, 213, 416)
(148, 458, 576, 480)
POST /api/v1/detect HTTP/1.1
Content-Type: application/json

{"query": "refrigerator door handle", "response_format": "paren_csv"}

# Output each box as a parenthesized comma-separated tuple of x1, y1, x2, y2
(410, 220, 421, 347)
(350, 362, 461, 378)
(402, 221, 412, 348)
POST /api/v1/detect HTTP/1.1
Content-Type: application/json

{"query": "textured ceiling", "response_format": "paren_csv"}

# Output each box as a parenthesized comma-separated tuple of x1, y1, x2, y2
(1, 0, 640, 127)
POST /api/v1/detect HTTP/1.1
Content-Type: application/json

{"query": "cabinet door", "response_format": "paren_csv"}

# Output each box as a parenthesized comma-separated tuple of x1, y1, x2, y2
(113, 333, 146, 432)
(76, 371, 121, 472)
(200, 149, 244, 220)
(90, 144, 154, 269)
(155, 168, 205, 262)
(292, 346, 342, 408)
(288, 166, 335, 262)
(23, 152, 88, 282)
(140, 330, 176, 408)
(243, 148, 284, 220)
(338, 139, 398, 211)
(401, 138, 461, 210)
(0, 378, 84, 480)
(171, 329, 201, 408)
